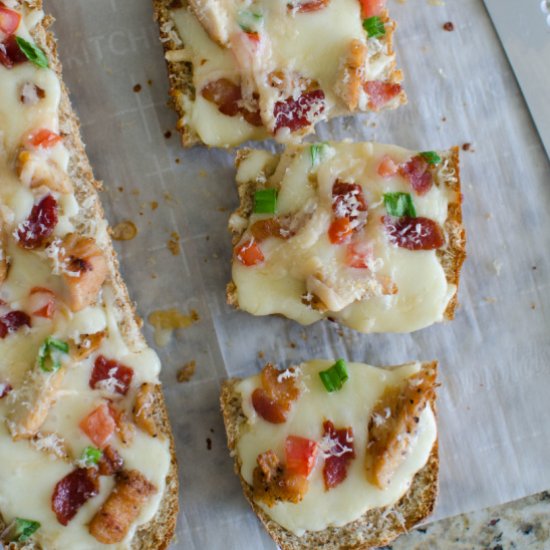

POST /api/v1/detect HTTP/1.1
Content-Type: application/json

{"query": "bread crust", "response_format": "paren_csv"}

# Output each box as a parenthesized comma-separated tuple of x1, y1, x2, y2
(220, 361, 439, 550)
(0, 2, 179, 548)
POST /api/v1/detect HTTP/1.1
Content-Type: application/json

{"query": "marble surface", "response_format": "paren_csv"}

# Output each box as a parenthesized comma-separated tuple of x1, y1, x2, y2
(384, 492, 550, 549)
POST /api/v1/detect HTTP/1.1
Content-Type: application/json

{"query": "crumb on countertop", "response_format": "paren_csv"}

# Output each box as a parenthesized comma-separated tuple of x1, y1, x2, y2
(443, 21, 454, 31)
(167, 232, 181, 255)
(111, 220, 138, 241)
(164, 130, 172, 139)
(133, 83, 142, 93)
(177, 360, 196, 383)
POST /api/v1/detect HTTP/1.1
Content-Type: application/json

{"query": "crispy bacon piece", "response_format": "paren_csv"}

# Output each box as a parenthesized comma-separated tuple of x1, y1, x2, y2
(273, 89, 325, 133)
(0, 310, 31, 338)
(98, 445, 125, 476)
(364, 81, 402, 111)
(252, 449, 309, 506)
(335, 39, 367, 111)
(16, 149, 73, 193)
(89, 469, 157, 544)
(367, 367, 437, 488)
(322, 420, 355, 490)
(383, 216, 445, 250)
(0, 34, 27, 69)
(52, 467, 100, 526)
(90, 355, 134, 396)
(287, 0, 330, 12)
(252, 364, 300, 424)
(332, 181, 367, 221)
(16, 195, 58, 249)
(399, 155, 433, 195)
(133, 382, 161, 438)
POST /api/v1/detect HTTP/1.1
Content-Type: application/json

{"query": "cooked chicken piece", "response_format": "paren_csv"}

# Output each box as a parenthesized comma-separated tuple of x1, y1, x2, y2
(89, 469, 157, 544)
(133, 383, 162, 439)
(70, 331, 106, 361)
(335, 39, 367, 111)
(366, 366, 437, 489)
(16, 149, 73, 194)
(188, 0, 231, 46)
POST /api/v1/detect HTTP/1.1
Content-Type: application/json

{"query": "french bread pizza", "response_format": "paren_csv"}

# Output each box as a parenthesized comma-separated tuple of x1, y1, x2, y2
(153, 0, 406, 147)
(227, 142, 465, 334)
(0, 1, 177, 548)
(220, 359, 439, 549)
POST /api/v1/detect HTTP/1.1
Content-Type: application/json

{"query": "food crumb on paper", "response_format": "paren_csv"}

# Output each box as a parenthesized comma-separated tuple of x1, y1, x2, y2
(111, 220, 138, 241)
(133, 83, 142, 93)
(148, 308, 200, 346)
(168, 232, 181, 255)
(443, 21, 454, 31)
(258, 351, 265, 359)
(177, 360, 196, 383)
(206, 438, 212, 450)
(531, 303, 536, 310)
(483, 297, 497, 304)
(164, 130, 172, 139)
(462, 142, 474, 152)
(150, 201, 158, 211)
(492, 260, 502, 276)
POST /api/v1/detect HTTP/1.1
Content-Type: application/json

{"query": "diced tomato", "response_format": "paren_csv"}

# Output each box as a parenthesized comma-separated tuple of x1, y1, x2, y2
(399, 155, 433, 195)
(235, 239, 264, 266)
(80, 403, 116, 449)
(273, 89, 325, 133)
(90, 355, 134, 396)
(29, 287, 56, 319)
(322, 420, 355, 490)
(288, 0, 330, 13)
(0, 33, 27, 68)
(245, 31, 261, 43)
(0, 6, 21, 36)
(328, 217, 353, 244)
(383, 215, 445, 250)
(377, 155, 398, 178)
(358, 0, 385, 18)
(0, 381, 12, 398)
(16, 194, 58, 249)
(52, 468, 99, 526)
(252, 389, 287, 424)
(0, 310, 31, 339)
(285, 436, 318, 477)
(346, 241, 372, 268)
(364, 81, 402, 111)
(29, 128, 63, 149)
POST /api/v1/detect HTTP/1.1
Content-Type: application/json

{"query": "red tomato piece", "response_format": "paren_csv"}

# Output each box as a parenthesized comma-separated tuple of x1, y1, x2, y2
(322, 420, 355, 490)
(0, 34, 26, 68)
(377, 155, 398, 178)
(252, 388, 288, 424)
(288, 0, 330, 13)
(16, 194, 58, 250)
(328, 217, 353, 244)
(0, 6, 21, 36)
(235, 239, 264, 266)
(285, 436, 319, 477)
(332, 181, 367, 220)
(80, 403, 116, 449)
(346, 241, 372, 268)
(98, 445, 125, 476)
(29, 128, 63, 149)
(29, 287, 56, 319)
(364, 81, 402, 111)
(358, 0, 385, 18)
(398, 155, 433, 195)
(273, 89, 325, 133)
(245, 31, 261, 43)
(0, 310, 31, 339)
(90, 355, 134, 396)
(383, 215, 445, 250)
(0, 381, 12, 398)
(52, 468, 99, 526)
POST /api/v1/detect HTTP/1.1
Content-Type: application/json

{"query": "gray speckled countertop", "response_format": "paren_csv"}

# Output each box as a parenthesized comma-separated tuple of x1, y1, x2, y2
(382, 492, 550, 549)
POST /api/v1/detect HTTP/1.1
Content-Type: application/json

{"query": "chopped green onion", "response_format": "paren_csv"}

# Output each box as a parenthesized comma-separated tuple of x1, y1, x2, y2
(383, 192, 417, 217)
(309, 142, 328, 167)
(419, 151, 442, 165)
(253, 188, 278, 214)
(319, 359, 349, 392)
(238, 10, 263, 33)
(363, 16, 386, 38)
(10, 518, 41, 542)
(38, 336, 69, 372)
(15, 37, 49, 69)
(81, 446, 103, 466)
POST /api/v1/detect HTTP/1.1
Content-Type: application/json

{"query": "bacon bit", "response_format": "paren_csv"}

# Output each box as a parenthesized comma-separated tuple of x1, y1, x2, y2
(98, 445, 124, 476)
(367, 367, 437, 488)
(364, 81, 402, 111)
(335, 39, 367, 111)
(0, 34, 26, 68)
(252, 449, 309, 506)
(399, 155, 433, 195)
(285, 436, 319, 477)
(332, 181, 367, 222)
(133, 383, 161, 438)
(250, 218, 292, 241)
(252, 364, 300, 424)
(0, 6, 21, 36)
(287, 0, 330, 13)
(70, 331, 106, 362)
(201, 78, 262, 126)
(52, 467, 100, 526)
(273, 89, 326, 134)
(346, 241, 372, 268)
(29, 287, 56, 319)
(358, 0, 385, 17)
(328, 217, 353, 244)
(89, 470, 157, 544)
(90, 355, 134, 396)
(377, 155, 398, 178)
(80, 403, 116, 449)
(0, 310, 31, 338)
(0, 382, 12, 398)
(235, 239, 264, 266)
(322, 420, 355, 490)
(16, 194, 58, 250)
(28, 129, 62, 149)
(383, 216, 444, 250)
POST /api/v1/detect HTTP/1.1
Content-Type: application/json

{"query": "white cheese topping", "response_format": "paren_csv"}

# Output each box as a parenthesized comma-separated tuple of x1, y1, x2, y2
(236, 360, 437, 535)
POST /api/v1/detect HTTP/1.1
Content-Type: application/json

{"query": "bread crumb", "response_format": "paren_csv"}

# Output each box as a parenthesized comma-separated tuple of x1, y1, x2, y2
(147, 79, 153, 86)
(206, 438, 212, 450)
(175, 158, 181, 164)
(443, 22, 454, 31)
(531, 303, 536, 310)
(133, 84, 142, 93)
(117, 186, 124, 192)
(217, 207, 228, 212)
(485, 213, 493, 220)
(198, 170, 208, 178)
(150, 201, 158, 211)
(164, 130, 172, 139)
(258, 351, 265, 359)
(177, 360, 196, 383)
(164, 191, 174, 203)
(289, 341, 296, 349)
(111, 220, 138, 241)
(167, 232, 181, 255)
(483, 297, 497, 304)
(148, 308, 199, 347)
(131, 189, 140, 196)
(462, 142, 473, 151)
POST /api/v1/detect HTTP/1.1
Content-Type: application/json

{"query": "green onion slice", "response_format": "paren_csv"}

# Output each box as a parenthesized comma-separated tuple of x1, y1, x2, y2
(38, 336, 69, 372)
(319, 359, 349, 392)
(81, 446, 103, 466)
(363, 16, 385, 38)
(419, 151, 442, 165)
(238, 10, 263, 32)
(15, 37, 49, 68)
(253, 188, 278, 214)
(10, 518, 41, 542)
(309, 142, 328, 167)
(383, 192, 417, 217)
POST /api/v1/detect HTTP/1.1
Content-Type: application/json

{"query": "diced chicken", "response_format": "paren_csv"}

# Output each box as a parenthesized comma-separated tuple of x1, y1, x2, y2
(133, 383, 161, 439)
(335, 39, 367, 111)
(6, 366, 66, 440)
(16, 149, 73, 194)
(89, 469, 157, 544)
(366, 366, 437, 489)
(188, 0, 231, 46)
(70, 331, 106, 361)
(55, 234, 108, 312)
(31, 431, 70, 460)
(109, 403, 136, 447)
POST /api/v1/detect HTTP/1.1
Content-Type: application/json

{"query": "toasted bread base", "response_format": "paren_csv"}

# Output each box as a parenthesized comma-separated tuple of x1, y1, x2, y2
(0, 2, 179, 548)
(220, 361, 439, 550)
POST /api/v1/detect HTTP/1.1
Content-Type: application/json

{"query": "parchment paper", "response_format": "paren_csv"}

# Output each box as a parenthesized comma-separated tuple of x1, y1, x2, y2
(48, 0, 550, 547)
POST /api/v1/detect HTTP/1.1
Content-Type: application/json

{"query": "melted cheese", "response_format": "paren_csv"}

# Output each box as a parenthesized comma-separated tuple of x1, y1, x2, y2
(0, 6, 170, 548)
(170, 1, 399, 146)
(232, 142, 459, 333)
(236, 360, 437, 535)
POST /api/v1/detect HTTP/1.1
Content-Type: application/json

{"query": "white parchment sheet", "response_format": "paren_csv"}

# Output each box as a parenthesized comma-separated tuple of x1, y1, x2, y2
(48, 0, 550, 547)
